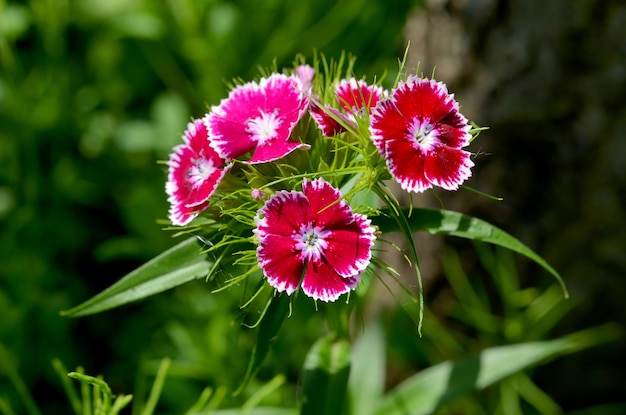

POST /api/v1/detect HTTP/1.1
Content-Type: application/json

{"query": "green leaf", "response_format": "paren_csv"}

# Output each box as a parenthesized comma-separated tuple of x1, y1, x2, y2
(373, 185, 425, 333)
(140, 358, 170, 415)
(374, 323, 622, 415)
(348, 319, 386, 415)
(236, 293, 291, 395)
(0, 343, 42, 415)
(212, 408, 297, 415)
(372, 207, 569, 297)
(61, 237, 211, 317)
(241, 375, 286, 412)
(301, 335, 351, 415)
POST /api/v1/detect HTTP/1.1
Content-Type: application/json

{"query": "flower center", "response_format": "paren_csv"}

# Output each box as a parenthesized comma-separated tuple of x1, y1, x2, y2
(188, 157, 216, 187)
(410, 119, 437, 148)
(294, 223, 331, 262)
(247, 110, 282, 145)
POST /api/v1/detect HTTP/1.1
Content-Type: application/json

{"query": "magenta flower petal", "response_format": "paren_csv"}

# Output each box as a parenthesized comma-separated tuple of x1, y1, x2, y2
(302, 177, 353, 229)
(384, 138, 430, 192)
(206, 74, 309, 164)
(301, 179, 375, 276)
(167, 195, 210, 228)
(258, 233, 305, 295)
(254, 190, 309, 295)
(370, 76, 473, 192)
(310, 78, 383, 137)
(166, 119, 231, 226)
(256, 190, 310, 239)
(254, 178, 376, 302)
(309, 101, 351, 136)
(301, 260, 361, 302)
(336, 78, 383, 114)
(323, 214, 375, 277)
(424, 146, 474, 191)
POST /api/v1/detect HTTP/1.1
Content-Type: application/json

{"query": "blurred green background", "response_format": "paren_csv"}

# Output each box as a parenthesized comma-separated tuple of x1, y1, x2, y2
(1, 0, 625, 413)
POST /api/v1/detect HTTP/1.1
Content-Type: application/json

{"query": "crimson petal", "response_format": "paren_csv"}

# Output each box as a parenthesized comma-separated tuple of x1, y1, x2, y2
(301, 259, 361, 302)
(257, 233, 304, 295)
(323, 214, 375, 277)
(385, 139, 431, 192)
(424, 146, 474, 191)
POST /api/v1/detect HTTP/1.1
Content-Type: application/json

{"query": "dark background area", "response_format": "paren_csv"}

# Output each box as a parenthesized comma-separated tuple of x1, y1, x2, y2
(406, 0, 626, 411)
(1, 0, 624, 413)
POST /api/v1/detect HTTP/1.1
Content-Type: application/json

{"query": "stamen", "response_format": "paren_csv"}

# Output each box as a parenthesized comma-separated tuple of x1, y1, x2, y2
(411, 119, 436, 148)
(294, 223, 331, 261)
(247, 110, 282, 145)
(188, 157, 215, 186)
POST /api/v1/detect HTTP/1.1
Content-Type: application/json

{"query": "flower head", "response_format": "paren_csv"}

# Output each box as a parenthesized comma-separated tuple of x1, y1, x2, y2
(369, 76, 473, 192)
(166, 119, 231, 226)
(311, 78, 383, 136)
(205, 74, 309, 164)
(254, 178, 376, 302)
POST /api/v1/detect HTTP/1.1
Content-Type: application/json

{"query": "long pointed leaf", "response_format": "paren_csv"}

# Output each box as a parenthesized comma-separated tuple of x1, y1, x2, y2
(301, 335, 351, 415)
(212, 409, 297, 415)
(61, 237, 211, 317)
(373, 185, 425, 333)
(374, 323, 622, 415)
(348, 319, 386, 415)
(236, 293, 290, 395)
(371, 208, 568, 297)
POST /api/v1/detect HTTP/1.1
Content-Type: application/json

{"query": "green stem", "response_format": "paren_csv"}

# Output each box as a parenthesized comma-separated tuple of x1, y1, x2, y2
(0, 344, 42, 415)
(140, 358, 171, 415)
(51, 359, 81, 415)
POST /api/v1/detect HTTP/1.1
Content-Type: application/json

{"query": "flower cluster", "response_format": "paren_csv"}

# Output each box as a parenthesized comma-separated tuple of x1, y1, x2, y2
(165, 60, 475, 302)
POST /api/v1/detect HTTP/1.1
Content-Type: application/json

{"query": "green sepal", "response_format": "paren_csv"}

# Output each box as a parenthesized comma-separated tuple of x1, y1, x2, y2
(61, 237, 211, 317)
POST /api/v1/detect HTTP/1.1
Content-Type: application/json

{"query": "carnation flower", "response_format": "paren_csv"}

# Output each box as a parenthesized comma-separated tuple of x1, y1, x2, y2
(369, 76, 473, 192)
(205, 74, 309, 164)
(253, 178, 376, 302)
(310, 78, 383, 136)
(166, 119, 231, 226)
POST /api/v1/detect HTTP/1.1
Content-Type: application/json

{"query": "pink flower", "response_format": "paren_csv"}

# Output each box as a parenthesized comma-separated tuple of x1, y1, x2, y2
(254, 178, 376, 302)
(310, 78, 383, 136)
(369, 76, 473, 192)
(251, 188, 266, 200)
(166, 119, 231, 226)
(295, 64, 315, 93)
(205, 74, 309, 164)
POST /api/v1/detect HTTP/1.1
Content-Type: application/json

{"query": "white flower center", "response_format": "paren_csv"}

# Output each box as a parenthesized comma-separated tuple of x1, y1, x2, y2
(188, 157, 215, 187)
(293, 223, 331, 262)
(410, 119, 437, 148)
(247, 110, 282, 145)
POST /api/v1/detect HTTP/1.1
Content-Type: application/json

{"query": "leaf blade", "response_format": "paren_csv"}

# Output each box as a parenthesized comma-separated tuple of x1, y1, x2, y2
(372, 208, 568, 297)
(61, 237, 211, 317)
(373, 323, 622, 415)
(348, 319, 386, 415)
(235, 292, 291, 395)
(301, 335, 351, 415)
